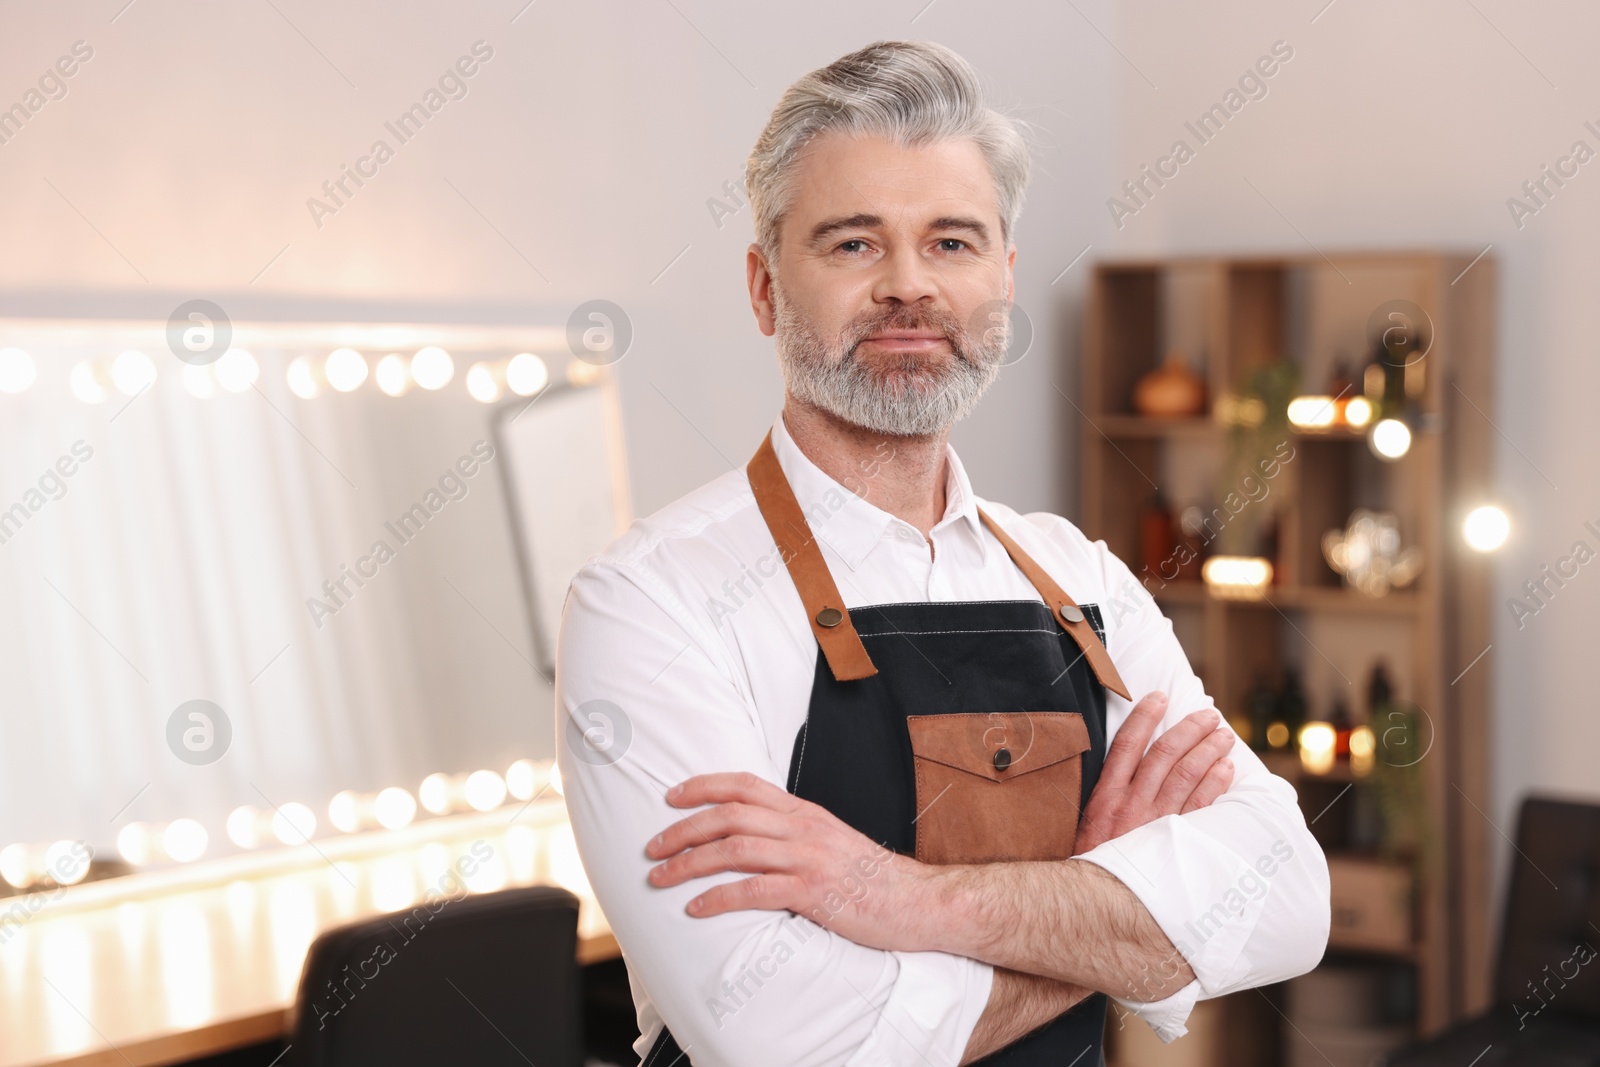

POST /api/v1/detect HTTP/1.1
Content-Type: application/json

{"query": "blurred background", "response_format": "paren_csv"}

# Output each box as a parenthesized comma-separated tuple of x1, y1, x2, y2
(1, 2, 1597, 1065)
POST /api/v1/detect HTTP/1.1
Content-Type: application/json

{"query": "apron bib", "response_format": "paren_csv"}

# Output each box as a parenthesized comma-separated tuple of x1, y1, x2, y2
(642, 431, 1131, 1066)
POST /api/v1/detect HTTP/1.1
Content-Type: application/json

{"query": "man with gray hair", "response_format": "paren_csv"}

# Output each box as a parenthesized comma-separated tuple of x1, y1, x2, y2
(557, 40, 1329, 1065)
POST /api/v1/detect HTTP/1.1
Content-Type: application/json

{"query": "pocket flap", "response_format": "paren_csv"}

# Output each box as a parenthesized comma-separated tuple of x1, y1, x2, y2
(905, 712, 1090, 784)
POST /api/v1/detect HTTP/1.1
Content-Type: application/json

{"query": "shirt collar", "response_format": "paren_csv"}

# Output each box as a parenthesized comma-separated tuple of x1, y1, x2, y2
(765, 412, 990, 572)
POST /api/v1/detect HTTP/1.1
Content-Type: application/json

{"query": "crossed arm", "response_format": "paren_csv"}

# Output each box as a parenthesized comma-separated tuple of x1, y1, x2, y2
(647, 692, 1240, 1061)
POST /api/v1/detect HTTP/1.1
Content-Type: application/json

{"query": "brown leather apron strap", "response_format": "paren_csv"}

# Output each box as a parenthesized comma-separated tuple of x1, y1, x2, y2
(746, 431, 879, 681)
(976, 507, 1132, 701)
(745, 429, 1131, 699)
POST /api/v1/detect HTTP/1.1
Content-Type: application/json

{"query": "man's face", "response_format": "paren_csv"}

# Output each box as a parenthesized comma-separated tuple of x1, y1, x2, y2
(749, 131, 1017, 436)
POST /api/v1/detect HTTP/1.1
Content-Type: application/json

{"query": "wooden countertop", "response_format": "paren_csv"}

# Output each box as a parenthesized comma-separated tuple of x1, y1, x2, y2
(0, 802, 616, 1067)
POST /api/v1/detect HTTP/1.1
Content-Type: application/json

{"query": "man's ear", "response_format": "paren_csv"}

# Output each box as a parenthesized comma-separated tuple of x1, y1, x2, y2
(748, 243, 777, 337)
(1005, 244, 1016, 306)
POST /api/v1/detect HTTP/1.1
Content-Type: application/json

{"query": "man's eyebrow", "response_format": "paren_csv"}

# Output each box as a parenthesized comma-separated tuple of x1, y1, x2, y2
(805, 213, 993, 246)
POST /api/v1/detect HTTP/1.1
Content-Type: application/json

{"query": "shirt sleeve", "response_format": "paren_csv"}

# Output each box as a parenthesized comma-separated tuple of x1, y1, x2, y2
(555, 557, 996, 1067)
(1068, 533, 1331, 1043)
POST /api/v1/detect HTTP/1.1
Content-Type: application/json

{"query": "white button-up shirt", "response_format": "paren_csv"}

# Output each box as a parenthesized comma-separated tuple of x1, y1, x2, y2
(556, 412, 1330, 1067)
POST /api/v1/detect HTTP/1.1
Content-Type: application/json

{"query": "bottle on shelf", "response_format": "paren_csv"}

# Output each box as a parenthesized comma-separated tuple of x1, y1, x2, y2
(1275, 666, 1307, 752)
(1246, 672, 1277, 752)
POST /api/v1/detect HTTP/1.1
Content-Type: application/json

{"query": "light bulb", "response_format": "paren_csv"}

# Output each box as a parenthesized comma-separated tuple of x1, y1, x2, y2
(506, 353, 549, 397)
(1370, 418, 1411, 460)
(466, 361, 501, 403)
(0, 347, 36, 393)
(1287, 396, 1336, 429)
(287, 355, 320, 399)
(117, 822, 154, 866)
(215, 348, 259, 392)
(328, 790, 362, 834)
(464, 770, 507, 812)
(419, 773, 452, 815)
(227, 806, 263, 849)
(271, 802, 317, 845)
(182, 363, 216, 399)
(325, 348, 369, 392)
(163, 818, 208, 862)
(1344, 396, 1373, 428)
(411, 346, 454, 390)
(506, 758, 540, 801)
(1463, 505, 1510, 553)
(373, 787, 417, 830)
(375, 353, 411, 397)
(0, 843, 31, 888)
(44, 840, 89, 885)
(70, 361, 109, 404)
(111, 349, 156, 395)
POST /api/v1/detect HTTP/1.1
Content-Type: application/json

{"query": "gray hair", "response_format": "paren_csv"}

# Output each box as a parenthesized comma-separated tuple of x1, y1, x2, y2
(745, 40, 1031, 265)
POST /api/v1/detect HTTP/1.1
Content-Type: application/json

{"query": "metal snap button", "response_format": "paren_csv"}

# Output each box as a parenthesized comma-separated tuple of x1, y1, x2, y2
(816, 607, 844, 628)
(1059, 604, 1084, 625)
(993, 747, 1012, 772)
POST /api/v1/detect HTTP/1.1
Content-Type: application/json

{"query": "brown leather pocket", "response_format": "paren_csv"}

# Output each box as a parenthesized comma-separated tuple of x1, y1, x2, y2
(905, 712, 1091, 865)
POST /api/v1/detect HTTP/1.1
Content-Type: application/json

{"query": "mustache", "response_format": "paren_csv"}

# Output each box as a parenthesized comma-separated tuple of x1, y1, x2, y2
(844, 310, 968, 360)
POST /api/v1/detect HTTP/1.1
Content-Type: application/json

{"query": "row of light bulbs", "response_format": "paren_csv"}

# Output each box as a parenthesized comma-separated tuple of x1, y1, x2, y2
(0, 345, 554, 405)
(0, 758, 560, 891)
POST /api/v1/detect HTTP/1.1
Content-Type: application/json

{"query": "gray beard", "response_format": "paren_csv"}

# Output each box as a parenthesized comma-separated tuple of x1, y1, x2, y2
(772, 282, 1008, 437)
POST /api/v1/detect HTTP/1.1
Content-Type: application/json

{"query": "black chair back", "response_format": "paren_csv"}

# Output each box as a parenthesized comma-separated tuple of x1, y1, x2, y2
(287, 884, 583, 1067)
(1494, 796, 1600, 1018)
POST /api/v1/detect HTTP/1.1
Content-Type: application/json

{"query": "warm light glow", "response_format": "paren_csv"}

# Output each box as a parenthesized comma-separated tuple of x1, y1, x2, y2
(466, 361, 501, 403)
(1201, 556, 1273, 598)
(69, 361, 109, 404)
(373, 786, 417, 830)
(464, 770, 508, 812)
(328, 790, 362, 834)
(271, 802, 317, 845)
(0, 843, 31, 888)
(549, 762, 564, 796)
(506, 758, 542, 801)
(1287, 395, 1337, 429)
(1371, 418, 1412, 460)
(163, 818, 209, 863)
(1463, 505, 1510, 553)
(215, 348, 259, 392)
(0, 347, 36, 393)
(419, 772, 452, 815)
(111, 349, 157, 395)
(182, 363, 216, 399)
(1349, 725, 1376, 776)
(325, 348, 369, 392)
(117, 822, 154, 866)
(287, 356, 320, 399)
(506, 353, 549, 397)
(1344, 396, 1374, 428)
(44, 841, 89, 885)
(227, 806, 264, 849)
(1266, 722, 1290, 750)
(411, 346, 454, 390)
(375, 353, 411, 397)
(1298, 722, 1337, 775)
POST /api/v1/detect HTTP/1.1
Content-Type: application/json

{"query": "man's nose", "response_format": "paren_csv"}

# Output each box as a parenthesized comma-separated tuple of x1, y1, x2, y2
(870, 242, 942, 305)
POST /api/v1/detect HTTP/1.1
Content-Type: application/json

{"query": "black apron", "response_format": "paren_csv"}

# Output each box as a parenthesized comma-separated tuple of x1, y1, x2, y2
(642, 432, 1132, 1066)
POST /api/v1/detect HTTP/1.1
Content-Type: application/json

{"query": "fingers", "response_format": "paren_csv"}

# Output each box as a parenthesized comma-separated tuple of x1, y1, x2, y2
(647, 801, 793, 861)
(648, 833, 793, 887)
(1153, 722, 1237, 814)
(1127, 708, 1222, 804)
(683, 873, 808, 918)
(1181, 758, 1235, 814)
(666, 771, 798, 811)
(1099, 692, 1169, 789)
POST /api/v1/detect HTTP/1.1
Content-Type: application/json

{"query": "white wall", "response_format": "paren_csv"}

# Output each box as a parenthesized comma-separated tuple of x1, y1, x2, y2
(0, 0, 1114, 845)
(1106, 0, 1600, 907)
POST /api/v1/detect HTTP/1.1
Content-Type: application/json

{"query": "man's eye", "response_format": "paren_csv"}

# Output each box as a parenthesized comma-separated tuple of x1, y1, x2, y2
(938, 238, 969, 252)
(837, 239, 870, 254)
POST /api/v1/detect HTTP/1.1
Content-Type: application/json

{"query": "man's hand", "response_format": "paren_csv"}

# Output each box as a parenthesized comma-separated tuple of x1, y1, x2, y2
(645, 772, 929, 949)
(1073, 691, 1235, 855)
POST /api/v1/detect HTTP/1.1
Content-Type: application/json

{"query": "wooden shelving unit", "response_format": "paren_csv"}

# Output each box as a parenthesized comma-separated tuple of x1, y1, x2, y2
(1080, 253, 1497, 1062)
